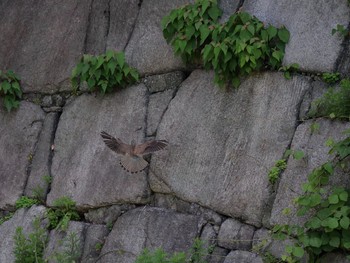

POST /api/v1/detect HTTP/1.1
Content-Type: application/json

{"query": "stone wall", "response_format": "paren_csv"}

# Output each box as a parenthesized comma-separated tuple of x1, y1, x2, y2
(0, 0, 350, 262)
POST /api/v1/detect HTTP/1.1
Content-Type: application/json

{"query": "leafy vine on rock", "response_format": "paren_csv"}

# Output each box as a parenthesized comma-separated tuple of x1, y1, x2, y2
(162, 0, 293, 88)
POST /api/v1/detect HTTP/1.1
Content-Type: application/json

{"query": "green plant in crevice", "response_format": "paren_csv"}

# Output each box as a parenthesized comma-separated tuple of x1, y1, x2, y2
(202, 11, 290, 87)
(268, 150, 304, 185)
(50, 232, 81, 263)
(13, 218, 48, 263)
(15, 196, 41, 209)
(134, 238, 210, 263)
(332, 24, 349, 37)
(308, 78, 350, 120)
(272, 131, 350, 262)
(162, 0, 292, 88)
(0, 70, 22, 111)
(71, 50, 139, 94)
(279, 63, 300, 80)
(268, 159, 287, 185)
(0, 212, 14, 225)
(161, 0, 222, 64)
(135, 248, 187, 263)
(322, 72, 341, 84)
(46, 196, 80, 231)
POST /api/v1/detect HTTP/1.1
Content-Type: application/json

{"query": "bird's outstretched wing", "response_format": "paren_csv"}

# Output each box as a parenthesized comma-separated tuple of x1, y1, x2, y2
(134, 140, 169, 155)
(100, 131, 133, 155)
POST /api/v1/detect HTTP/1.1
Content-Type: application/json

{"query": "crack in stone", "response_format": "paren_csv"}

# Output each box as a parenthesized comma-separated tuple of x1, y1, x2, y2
(23, 119, 44, 196)
(261, 76, 313, 227)
(236, 0, 245, 12)
(335, 21, 350, 76)
(104, 0, 111, 52)
(83, 0, 95, 53)
(122, 0, 142, 52)
(45, 112, 61, 200)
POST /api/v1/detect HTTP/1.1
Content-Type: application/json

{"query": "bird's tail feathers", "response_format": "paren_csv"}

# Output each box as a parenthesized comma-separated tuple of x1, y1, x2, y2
(119, 155, 148, 174)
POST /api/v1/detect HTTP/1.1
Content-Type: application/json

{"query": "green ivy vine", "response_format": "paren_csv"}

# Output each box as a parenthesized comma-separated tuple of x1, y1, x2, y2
(71, 50, 139, 94)
(162, 0, 293, 88)
(270, 77, 350, 262)
(0, 70, 22, 111)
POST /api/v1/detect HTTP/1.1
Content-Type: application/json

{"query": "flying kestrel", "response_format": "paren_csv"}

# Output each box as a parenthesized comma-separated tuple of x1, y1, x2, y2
(101, 131, 168, 173)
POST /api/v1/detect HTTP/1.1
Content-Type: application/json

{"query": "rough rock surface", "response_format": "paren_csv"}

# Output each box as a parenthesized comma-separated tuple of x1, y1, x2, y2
(252, 228, 309, 263)
(151, 70, 311, 226)
(45, 221, 86, 261)
(270, 119, 350, 226)
(125, 0, 191, 75)
(106, 0, 140, 52)
(209, 247, 229, 263)
(319, 252, 350, 263)
(147, 89, 176, 136)
(223, 250, 263, 263)
(84, 204, 135, 224)
(47, 84, 150, 208)
(0, 102, 45, 209)
(82, 224, 110, 263)
(25, 112, 58, 198)
(45, 221, 108, 262)
(0, 0, 92, 93)
(144, 71, 186, 93)
(0, 206, 47, 263)
(218, 218, 255, 251)
(100, 207, 200, 263)
(243, 0, 350, 72)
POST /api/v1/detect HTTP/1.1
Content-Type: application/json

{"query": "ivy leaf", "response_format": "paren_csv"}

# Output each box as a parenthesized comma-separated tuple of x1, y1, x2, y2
(185, 25, 195, 39)
(339, 191, 348, 201)
(208, 6, 221, 21)
(328, 194, 339, 204)
(267, 26, 277, 39)
(329, 236, 340, 248)
(293, 150, 305, 160)
(116, 52, 125, 68)
(199, 25, 210, 45)
(340, 216, 350, 229)
(309, 235, 323, 248)
(292, 246, 304, 258)
(278, 27, 290, 43)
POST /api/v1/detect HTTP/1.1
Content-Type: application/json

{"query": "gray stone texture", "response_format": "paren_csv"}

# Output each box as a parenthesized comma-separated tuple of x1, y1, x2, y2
(209, 247, 229, 263)
(84, 204, 135, 224)
(82, 224, 110, 263)
(218, 218, 255, 251)
(85, 0, 110, 55)
(150, 70, 311, 226)
(252, 228, 309, 263)
(45, 221, 109, 263)
(45, 221, 86, 261)
(0, 0, 92, 93)
(47, 84, 150, 209)
(25, 112, 58, 199)
(223, 250, 263, 263)
(106, 0, 140, 52)
(143, 71, 186, 93)
(243, 0, 350, 72)
(153, 193, 223, 225)
(125, 0, 191, 75)
(100, 207, 200, 263)
(0, 206, 47, 263)
(270, 119, 350, 226)
(0, 101, 45, 209)
(218, 0, 241, 23)
(319, 252, 350, 263)
(147, 89, 175, 136)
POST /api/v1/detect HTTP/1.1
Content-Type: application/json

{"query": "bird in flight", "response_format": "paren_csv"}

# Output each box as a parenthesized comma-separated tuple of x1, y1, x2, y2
(101, 131, 168, 173)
